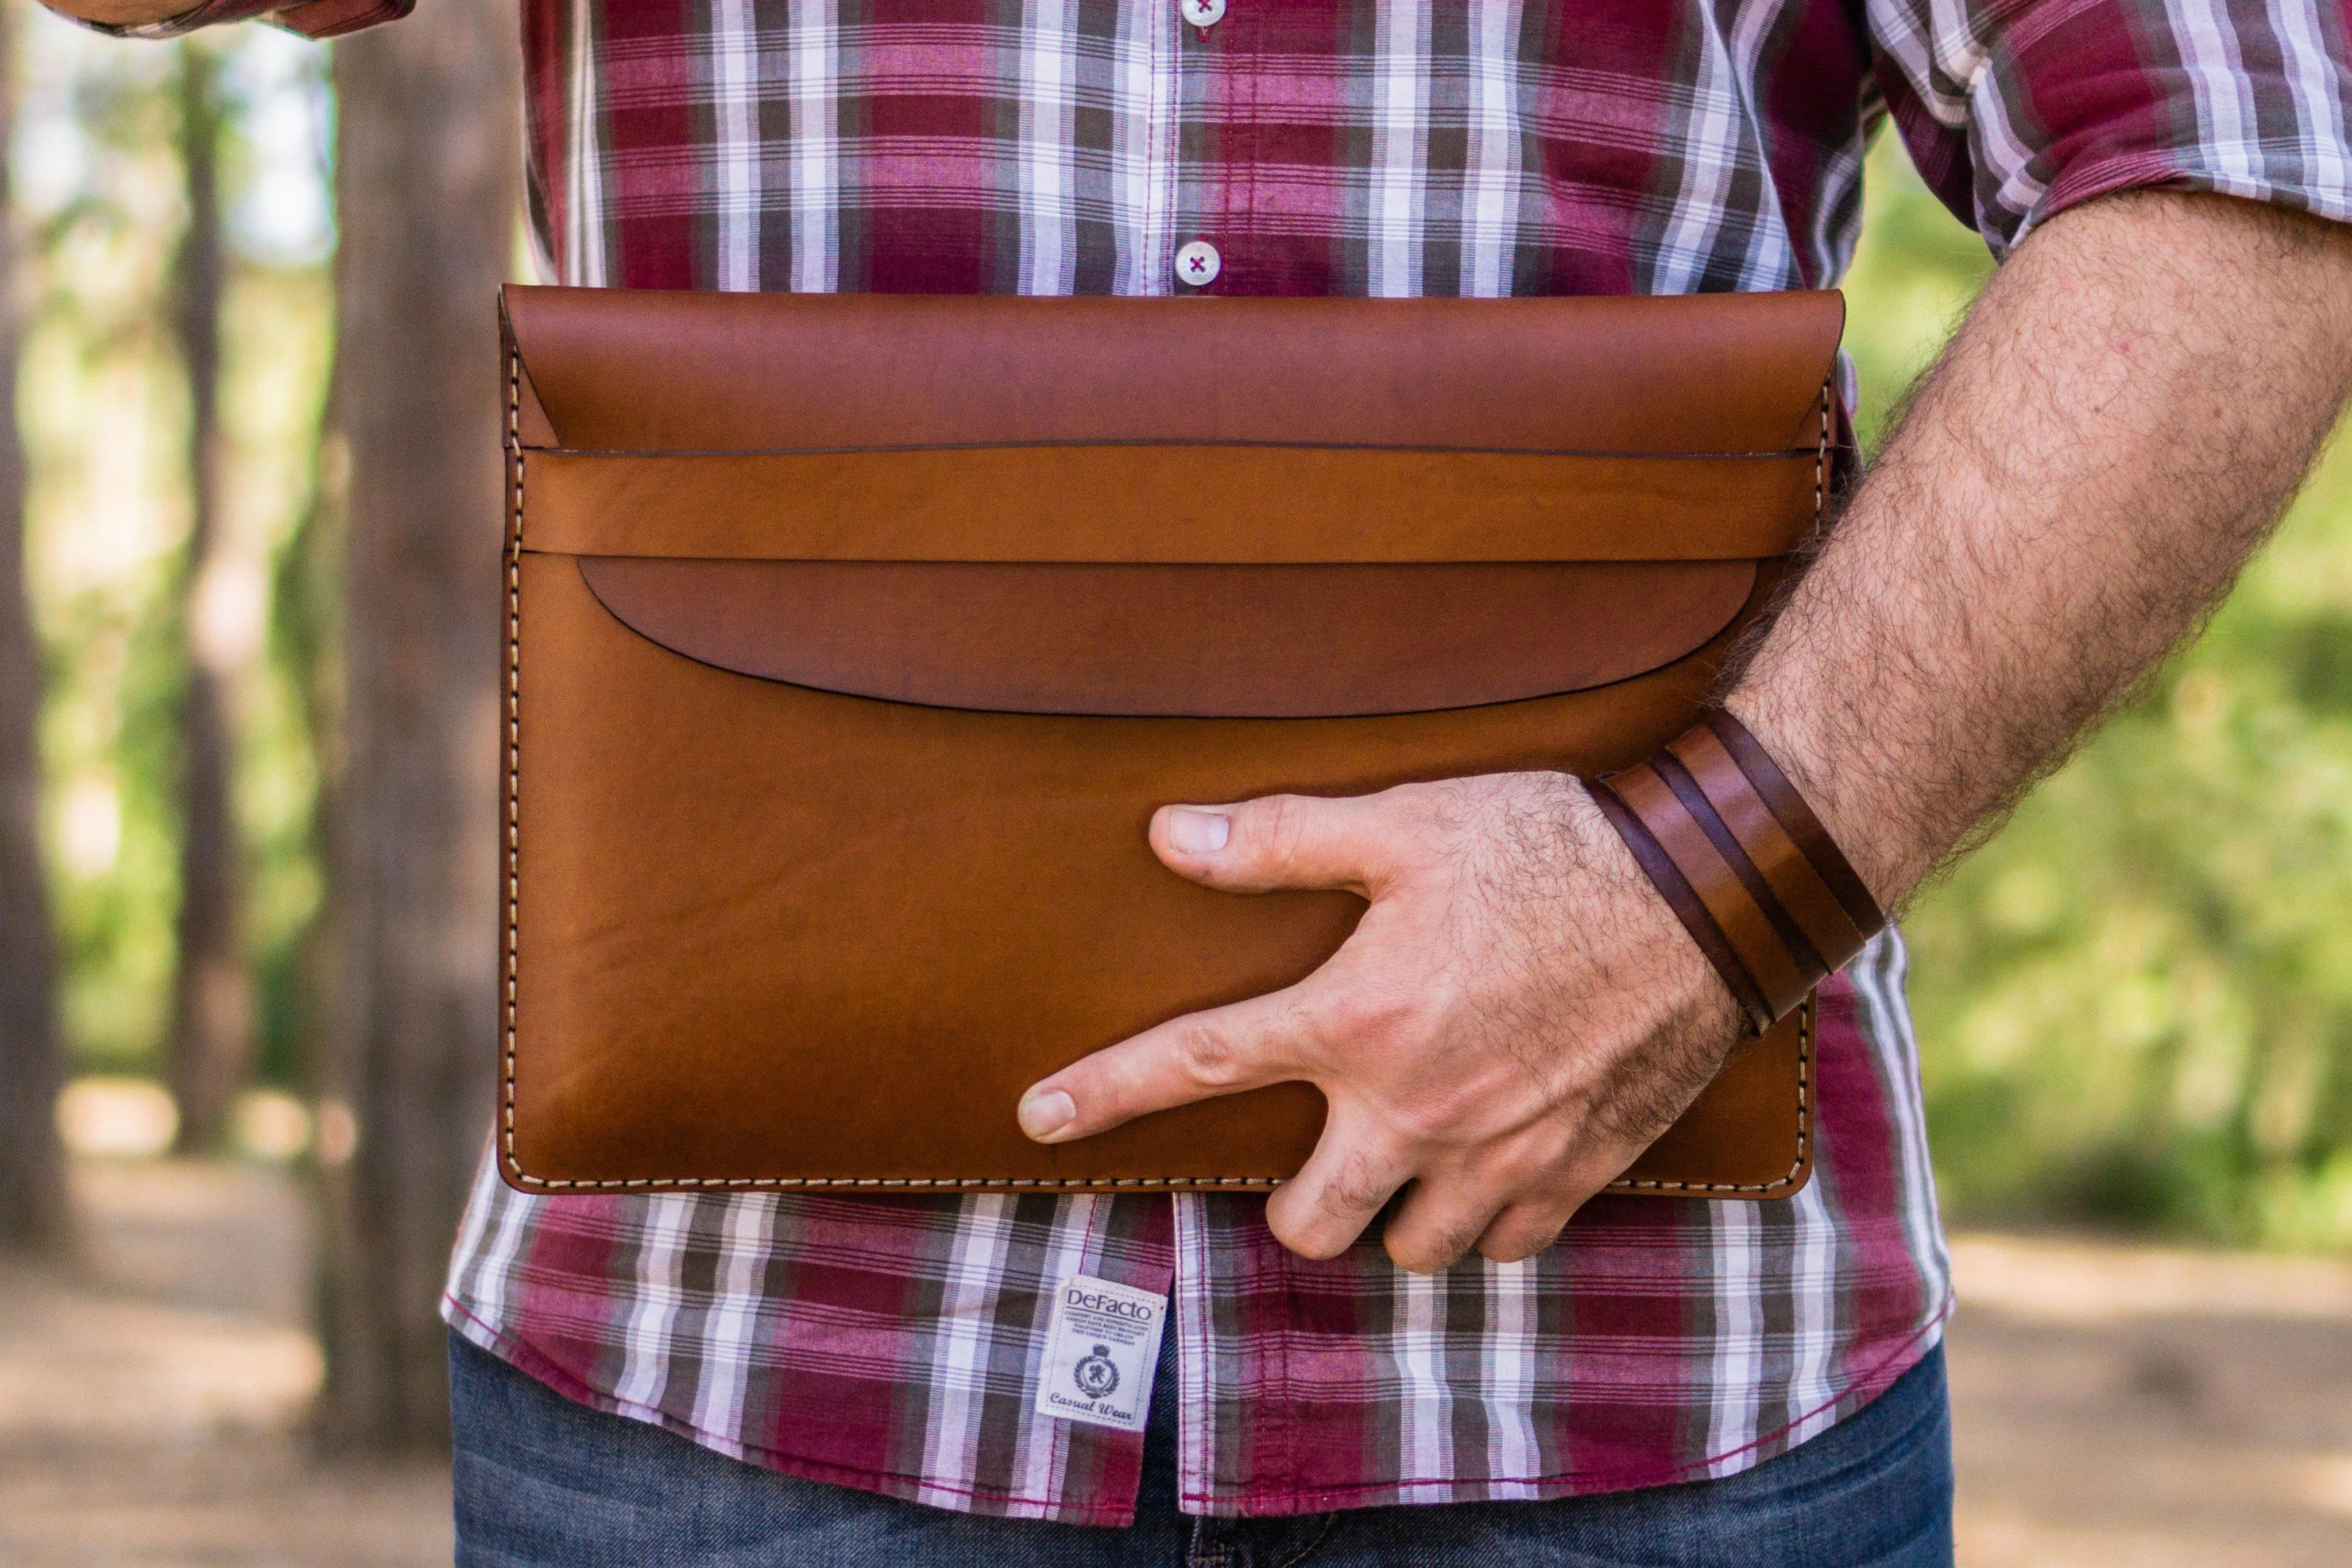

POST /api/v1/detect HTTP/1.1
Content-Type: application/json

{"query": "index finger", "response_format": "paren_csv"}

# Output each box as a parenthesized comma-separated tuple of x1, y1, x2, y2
(1017, 984, 1319, 1144)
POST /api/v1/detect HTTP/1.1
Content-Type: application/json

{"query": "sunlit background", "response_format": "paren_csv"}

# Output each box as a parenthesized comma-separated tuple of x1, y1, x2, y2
(3, 7, 2349, 1563)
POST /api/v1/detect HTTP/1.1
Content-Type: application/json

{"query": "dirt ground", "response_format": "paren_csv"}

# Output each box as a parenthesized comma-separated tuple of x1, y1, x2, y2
(2, 1160, 2349, 1566)
(0, 1162, 448, 1568)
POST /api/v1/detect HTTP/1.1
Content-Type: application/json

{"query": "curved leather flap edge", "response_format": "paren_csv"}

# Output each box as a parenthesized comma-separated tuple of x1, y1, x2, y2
(574, 557, 1765, 718)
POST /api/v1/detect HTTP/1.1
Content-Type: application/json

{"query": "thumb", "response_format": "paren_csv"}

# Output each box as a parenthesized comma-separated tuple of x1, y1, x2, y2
(1151, 791, 1390, 895)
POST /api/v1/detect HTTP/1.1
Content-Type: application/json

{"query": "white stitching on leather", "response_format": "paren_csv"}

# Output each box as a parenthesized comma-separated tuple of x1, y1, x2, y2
(498, 997, 1808, 1194)
(1596, 996, 1811, 1197)
(502, 338, 528, 1186)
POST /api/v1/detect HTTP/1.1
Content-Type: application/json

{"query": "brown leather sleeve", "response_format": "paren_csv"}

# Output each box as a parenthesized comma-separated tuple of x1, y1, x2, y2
(498, 288, 1843, 1201)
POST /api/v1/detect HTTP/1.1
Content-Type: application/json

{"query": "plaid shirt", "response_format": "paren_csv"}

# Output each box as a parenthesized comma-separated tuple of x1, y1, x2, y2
(404, 0, 2352, 1527)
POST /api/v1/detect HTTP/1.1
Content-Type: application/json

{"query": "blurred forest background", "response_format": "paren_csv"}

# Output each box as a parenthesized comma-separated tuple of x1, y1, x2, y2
(16, 14, 335, 1165)
(0, 0, 2347, 1455)
(0, 0, 517, 1445)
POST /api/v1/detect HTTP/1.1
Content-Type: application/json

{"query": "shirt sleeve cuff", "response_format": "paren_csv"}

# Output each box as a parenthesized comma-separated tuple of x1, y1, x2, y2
(2016, 145, 2352, 251)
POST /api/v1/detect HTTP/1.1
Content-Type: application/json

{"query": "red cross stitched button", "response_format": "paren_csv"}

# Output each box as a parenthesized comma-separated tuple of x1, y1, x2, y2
(1180, 0, 1227, 27)
(1174, 239, 1222, 288)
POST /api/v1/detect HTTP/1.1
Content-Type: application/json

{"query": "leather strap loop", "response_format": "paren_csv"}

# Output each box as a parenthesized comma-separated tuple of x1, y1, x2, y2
(1608, 763, 1814, 1024)
(1591, 711, 1885, 1033)
(1666, 723, 1866, 966)
(1701, 711, 1885, 937)
(1588, 779, 1776, 1034)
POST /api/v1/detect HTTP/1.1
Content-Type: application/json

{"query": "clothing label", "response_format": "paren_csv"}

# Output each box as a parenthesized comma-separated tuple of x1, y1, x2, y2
(1035, 1273, 1167, 1433)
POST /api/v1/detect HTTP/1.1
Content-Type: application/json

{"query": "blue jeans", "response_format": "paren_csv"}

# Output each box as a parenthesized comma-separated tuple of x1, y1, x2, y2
(451, 1329, 1952, 1567)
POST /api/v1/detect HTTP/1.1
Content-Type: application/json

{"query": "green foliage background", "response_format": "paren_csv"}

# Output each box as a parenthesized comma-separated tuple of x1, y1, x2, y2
(23, 34, 2352, 1252)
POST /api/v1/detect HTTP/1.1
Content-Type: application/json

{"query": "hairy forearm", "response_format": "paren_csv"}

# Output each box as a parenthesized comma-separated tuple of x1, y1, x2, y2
(1730, 192, 2352, 908)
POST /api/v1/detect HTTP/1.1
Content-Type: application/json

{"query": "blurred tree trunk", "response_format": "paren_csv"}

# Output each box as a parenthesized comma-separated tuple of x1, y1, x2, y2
(0, 2, 68, 1253)
(315, 3, 520, 1449)
(168, 40, 250, 1155)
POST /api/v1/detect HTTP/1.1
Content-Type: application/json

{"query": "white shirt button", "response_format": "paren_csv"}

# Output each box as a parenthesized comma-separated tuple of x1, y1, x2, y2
(1180, 0, 1226, 28)
(1174, 239, 1223, 287)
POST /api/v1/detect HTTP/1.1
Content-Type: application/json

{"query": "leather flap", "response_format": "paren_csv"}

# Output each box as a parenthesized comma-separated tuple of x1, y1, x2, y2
(501, 288, 1845, 456)
(576, 559, 1762, 717)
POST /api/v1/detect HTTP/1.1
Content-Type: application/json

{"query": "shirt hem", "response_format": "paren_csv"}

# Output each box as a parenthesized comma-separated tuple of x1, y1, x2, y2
(441, 1295, 1144, 1528)
(448, 1288, 1953, 1524)
(1181, 1291, 1956, 1517)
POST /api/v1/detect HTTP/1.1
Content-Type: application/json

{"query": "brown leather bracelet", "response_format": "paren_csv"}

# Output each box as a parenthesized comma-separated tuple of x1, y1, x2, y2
(1591, 710, 1885, 1034)
(1587, 779, 1778, 1032)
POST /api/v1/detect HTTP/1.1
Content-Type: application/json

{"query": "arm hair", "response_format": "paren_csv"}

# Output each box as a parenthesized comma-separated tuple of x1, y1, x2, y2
(1730, 192, 2352, 907)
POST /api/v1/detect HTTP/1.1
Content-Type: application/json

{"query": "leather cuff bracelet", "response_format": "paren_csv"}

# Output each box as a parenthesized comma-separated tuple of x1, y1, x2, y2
(1589, 711, 1886, 1035)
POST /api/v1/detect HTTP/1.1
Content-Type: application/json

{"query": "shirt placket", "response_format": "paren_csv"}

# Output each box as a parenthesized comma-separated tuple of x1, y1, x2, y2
(1166, 15, 1320, 1475)
(1161, 0, 1258, 1517)
(1169, 0, 1251, 294)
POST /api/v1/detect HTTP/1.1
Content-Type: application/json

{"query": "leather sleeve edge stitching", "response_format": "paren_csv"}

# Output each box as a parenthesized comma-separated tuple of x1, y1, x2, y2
(494, 378, 1828, 1200)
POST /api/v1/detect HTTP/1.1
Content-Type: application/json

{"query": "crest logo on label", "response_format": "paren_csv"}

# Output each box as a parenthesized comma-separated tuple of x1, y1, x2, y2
(1073, 1345, 1120, 1399)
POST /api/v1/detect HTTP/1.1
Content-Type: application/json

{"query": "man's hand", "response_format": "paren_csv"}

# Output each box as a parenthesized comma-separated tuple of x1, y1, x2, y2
(1018, 775, 1742, 1272)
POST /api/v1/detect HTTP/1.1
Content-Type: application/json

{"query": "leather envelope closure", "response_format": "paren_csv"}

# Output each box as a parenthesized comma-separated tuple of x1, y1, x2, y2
(502, 288, 1846, 455)
(497, 287, 1845, 1198)
(519, 447, 1822, 563)
(576, 559, 1760, 718)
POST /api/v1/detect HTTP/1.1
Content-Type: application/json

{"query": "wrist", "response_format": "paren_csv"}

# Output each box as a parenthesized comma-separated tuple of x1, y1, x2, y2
(1563, 782, 1746, 1039)
(1718, 685, 1919, 912)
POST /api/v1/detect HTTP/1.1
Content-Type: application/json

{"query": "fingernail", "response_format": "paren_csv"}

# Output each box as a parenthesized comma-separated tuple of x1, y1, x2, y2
(1018, 1089, 1076, 1141)
(1167, 808, 1230, 854)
